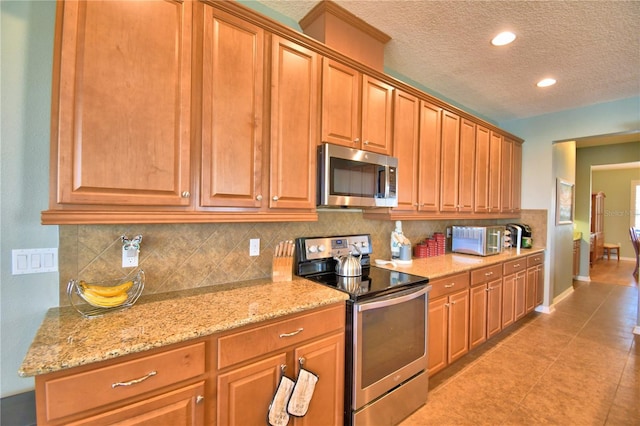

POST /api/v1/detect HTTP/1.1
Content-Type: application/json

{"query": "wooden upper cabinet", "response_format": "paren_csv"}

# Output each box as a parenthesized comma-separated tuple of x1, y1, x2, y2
(392, 89, 420, 212)
(361, 75, 394, 154)
(200, 7, 264, 208)
(474, 125, 490, 213)
(488, 131, 502, 212)
(268, 35, 319, 210)
(321, 59, 393, 155)
(439, 111, 461, 212)
(500, 137, 522, 213)
(52, 0, 192, 206)
(458, 118, 476, 212)
(417, 101, 442, 212)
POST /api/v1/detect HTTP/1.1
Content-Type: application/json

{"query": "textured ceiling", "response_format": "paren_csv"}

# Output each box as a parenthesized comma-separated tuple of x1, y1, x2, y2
(255, 0, 640, 124)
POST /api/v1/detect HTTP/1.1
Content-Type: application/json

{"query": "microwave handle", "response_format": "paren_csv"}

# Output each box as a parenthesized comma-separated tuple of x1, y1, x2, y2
(357, 284, 430, 312)
(487, 230, 502, 250)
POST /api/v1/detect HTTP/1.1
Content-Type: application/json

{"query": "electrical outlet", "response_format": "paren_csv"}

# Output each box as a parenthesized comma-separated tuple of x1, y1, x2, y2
(250, 239, 260, 256)
(122, 247, 139, 268)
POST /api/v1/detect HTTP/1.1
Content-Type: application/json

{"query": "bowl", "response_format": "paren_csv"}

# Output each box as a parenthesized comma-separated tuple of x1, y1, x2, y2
(67, 270, 145, 318)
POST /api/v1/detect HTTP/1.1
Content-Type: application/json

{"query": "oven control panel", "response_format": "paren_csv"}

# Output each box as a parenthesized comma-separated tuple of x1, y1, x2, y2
(300, 235, 372, 261)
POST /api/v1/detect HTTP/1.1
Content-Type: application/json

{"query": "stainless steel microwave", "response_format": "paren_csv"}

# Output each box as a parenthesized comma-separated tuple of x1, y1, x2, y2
(451, 225, 505, 256)
(317, 143, 398, 208)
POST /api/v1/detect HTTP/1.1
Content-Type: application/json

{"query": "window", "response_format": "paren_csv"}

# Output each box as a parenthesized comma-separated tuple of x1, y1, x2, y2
(632, 180, 640, 228)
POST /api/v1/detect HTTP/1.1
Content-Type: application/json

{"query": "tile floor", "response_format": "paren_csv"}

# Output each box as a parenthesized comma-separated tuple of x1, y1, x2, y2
(401, 259, 639, 425)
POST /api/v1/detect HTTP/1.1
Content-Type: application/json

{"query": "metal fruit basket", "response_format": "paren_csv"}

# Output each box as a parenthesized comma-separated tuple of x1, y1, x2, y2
(67, 270, 145, 318)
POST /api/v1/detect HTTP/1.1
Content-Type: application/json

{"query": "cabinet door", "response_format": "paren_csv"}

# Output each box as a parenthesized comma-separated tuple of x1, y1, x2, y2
(68, 382, 205, 426)
(447, 290, 470, 364)
(439, 110, 461, 212)
(526, 267, 537, 314)
(269, 36, 319, 210)
(54, 0, 192, 206)
(488, 131, 502, 212)
(469, 285, 488, 350)
(293, 333, 345, 426)
(392, 90, 420, 212)
(201, 7, 264, 208)
(514, 271, 527, 320)
(474, 125, 490, 213)
(417, 101, 442, 212)
(512, 141, 522, 213)
(500, 138, 514, 212)
(361, 75, 394, 155)
(321, 59, 360, 147)
(427, 297, 448, 376)
(458, 118, 476, 212)
(502, 273, 515, 328)
(217, 353, 287, 425)
(535, 264, 545, 306)
(486, 278, 503, 338)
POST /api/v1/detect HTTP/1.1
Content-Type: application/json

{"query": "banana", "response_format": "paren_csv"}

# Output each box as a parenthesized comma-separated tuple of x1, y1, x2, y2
(79, 280, 133, 297)
(79, 289, 129, 308)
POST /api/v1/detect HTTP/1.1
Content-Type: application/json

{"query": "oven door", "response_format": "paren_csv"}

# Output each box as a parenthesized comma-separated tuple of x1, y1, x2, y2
(352, 284, 429, 409)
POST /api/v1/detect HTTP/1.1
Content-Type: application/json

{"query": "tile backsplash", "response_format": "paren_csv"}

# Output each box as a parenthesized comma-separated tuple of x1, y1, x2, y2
(58, 209, 547, 305)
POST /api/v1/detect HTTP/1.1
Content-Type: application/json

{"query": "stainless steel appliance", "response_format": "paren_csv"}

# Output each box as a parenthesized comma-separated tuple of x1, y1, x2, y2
(295, 234, 431, 426)
(451, 225, 505, 256)
(317, 143, 398, 208)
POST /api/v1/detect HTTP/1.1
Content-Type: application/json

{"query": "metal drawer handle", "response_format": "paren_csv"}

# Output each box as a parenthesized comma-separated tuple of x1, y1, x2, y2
(112, 371, 157, 388)
(485, 272, 493, 276)
(444, 283, 455, 288)
(279, 328, 303, 338)
(513, 264, 520, 268)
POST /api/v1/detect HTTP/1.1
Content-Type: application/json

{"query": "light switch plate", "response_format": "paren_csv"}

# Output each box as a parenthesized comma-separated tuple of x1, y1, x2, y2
(12, 248, 58, 275)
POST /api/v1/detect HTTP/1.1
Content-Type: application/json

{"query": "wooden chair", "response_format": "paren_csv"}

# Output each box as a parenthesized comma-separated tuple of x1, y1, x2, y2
(630, 227, 640, 277)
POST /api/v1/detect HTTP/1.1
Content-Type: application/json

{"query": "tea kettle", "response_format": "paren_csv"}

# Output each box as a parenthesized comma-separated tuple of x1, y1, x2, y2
(335, 243, 362, 277)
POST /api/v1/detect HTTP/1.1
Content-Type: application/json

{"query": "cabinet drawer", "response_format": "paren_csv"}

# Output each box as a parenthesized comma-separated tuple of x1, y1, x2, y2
(470, 264, 502, 286)
(429, 272, 470, 299)
(527, 252, 545, 267)
(503, 258, 527, 274)
(217, 304, 345, 370)
(42, 342, 205, 422)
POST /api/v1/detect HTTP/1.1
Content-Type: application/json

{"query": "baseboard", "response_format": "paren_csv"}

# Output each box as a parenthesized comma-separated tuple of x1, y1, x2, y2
(535, 304, 555, 314)
(574, 275, 591, 282)
(633, 325, 640, 336)
(552, 286, 575, 305)
(0, 390, 36, 426)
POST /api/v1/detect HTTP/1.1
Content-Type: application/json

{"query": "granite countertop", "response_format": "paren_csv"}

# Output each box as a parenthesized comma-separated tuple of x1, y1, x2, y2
(20, 247, 545, 378)
(19, 277, 348, 377)
(374, 247, 546, 279)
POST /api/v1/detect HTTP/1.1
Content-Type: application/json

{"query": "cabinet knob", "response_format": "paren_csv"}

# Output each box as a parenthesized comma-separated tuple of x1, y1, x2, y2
(196, 395, 204, 404)
(272, 196, 279, 201)
(364, 140, 370, 145)
(256, 195, 263, 201)
(353, 138, 360, 144)
(181, 191, 190, 198)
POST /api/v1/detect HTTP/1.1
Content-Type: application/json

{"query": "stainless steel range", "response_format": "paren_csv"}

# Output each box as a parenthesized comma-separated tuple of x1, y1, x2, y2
(294, 234, 431, 426)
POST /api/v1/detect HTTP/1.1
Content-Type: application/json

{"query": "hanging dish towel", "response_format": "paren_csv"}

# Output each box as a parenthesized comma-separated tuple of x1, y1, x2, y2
(268, 375, 295, 426)
(287, 368, 319, 417)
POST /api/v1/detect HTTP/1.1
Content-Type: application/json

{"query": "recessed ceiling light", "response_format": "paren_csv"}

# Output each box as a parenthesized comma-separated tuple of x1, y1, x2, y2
(491, 31, 516, 46)
(537, 78, 557, 88)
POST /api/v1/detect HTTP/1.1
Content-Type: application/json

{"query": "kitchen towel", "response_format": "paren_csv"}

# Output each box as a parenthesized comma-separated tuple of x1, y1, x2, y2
(268, 375, 295, 426)
(286, 368, 319, 417)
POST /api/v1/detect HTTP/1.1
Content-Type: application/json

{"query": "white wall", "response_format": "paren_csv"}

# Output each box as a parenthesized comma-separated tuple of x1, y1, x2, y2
(500, 97, 640, 310)
(1, 1, 58, 397)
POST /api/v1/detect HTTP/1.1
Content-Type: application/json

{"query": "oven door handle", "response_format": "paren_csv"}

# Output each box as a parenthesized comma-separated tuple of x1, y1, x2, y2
(357, 284, 431, 312)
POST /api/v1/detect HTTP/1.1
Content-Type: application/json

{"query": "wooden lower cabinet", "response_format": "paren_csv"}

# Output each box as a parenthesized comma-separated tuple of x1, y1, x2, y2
(573, 239, 580, 277)
(528, 253, 546, 307)
(469, 264, 503, 349)
(428, 272, 470, 376)
(68, 382, 205, 426)
(35, 342, 208, 425)
(216, 304, 345, 425)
